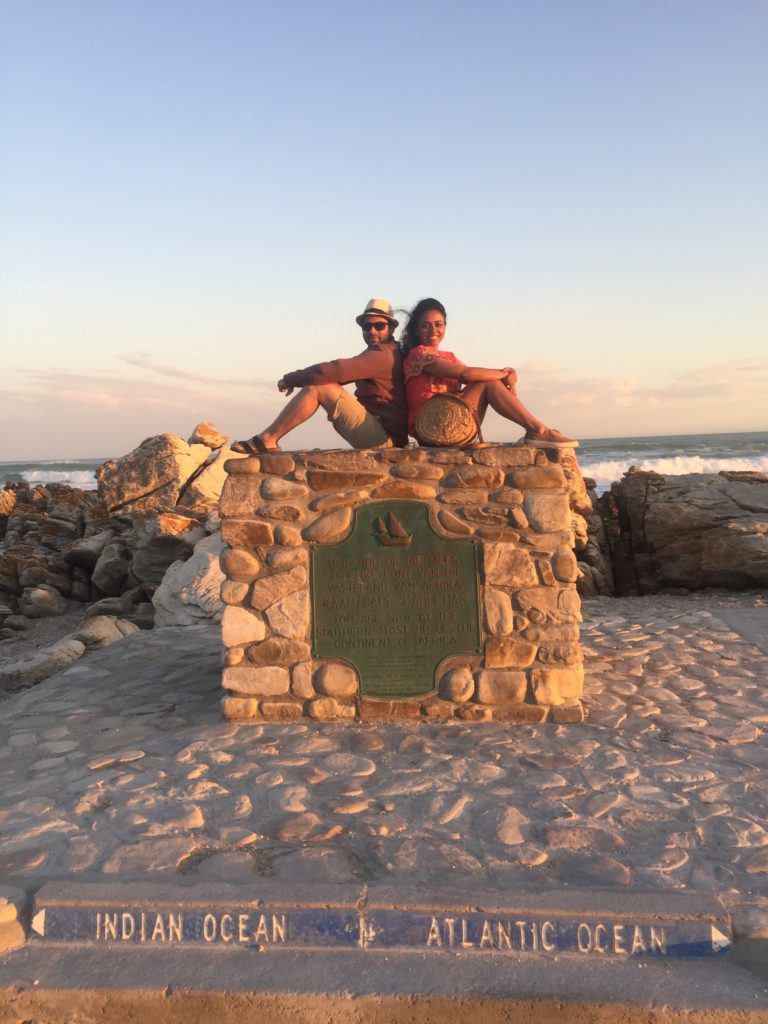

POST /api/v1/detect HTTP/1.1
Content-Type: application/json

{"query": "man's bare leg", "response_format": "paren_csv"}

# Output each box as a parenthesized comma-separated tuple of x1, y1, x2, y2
(232, 384, 344, 453)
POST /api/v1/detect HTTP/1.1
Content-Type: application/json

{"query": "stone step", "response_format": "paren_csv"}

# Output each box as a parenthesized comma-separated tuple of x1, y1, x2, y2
(30, 881, 733, 962)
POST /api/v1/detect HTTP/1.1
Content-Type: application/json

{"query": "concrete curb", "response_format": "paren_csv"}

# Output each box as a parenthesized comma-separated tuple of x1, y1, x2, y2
(0, 879, 764, 1020)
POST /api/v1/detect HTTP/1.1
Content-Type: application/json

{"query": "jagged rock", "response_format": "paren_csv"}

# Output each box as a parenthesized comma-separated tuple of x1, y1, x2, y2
(0, 885, 27, 952)
(124, 602, 156, 629)
(96, 433, 211, 515)
(17, 555, 71, 597)
(575, 479, 614, 596)
(606, 469, 768, 593)
(0, 489, 16, 539)
(91, 540, 132, 596)
(152, 533, 225, 626)
(69, 566, 92, 602)
(7, 485, 104, 553)
(63, 528, 115, 571)
(0, 553, 19, 597)
(558, 449, 592, 516)
(128, 514, 206, 588)
(74, 615, 140, 649)
(187, 421, 229, 449)
(2, 614, 30, 631)
(17, 584, 69, 618)
(86, 594, 142, 618)
(176, 447, 246, 515)
(0, 637, 85, 692)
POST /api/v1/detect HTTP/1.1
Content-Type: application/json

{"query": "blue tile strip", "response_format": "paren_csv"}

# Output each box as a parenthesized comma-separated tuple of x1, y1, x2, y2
(37, 906, 361, 949)
(365, 909, 730, 959)
(33, 903, 731, 960)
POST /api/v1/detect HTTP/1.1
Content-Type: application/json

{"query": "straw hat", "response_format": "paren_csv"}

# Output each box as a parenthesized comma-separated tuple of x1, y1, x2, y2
(355, 298, 399, 327)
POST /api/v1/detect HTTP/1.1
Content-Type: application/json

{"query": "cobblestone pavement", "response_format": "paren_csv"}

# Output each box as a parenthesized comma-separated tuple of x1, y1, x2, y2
(1, 597, 767, 902)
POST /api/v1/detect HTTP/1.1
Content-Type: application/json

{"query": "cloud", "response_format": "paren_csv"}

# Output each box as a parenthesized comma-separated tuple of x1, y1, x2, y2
(1, 364, 291, 459)
(517, 355, 768, 413)
(118, 354, 275, 390)
(53, 389, 124, 409)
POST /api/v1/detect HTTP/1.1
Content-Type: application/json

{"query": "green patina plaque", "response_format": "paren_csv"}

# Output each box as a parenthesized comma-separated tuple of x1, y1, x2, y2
(310, 501, 480, 698)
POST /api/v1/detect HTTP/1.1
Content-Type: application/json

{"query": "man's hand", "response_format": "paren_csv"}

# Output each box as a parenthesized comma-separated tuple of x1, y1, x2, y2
(278, 378, 294, 396)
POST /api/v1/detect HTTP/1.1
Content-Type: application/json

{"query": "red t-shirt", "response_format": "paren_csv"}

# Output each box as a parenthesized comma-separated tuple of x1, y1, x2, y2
(403, 346, 464, 434)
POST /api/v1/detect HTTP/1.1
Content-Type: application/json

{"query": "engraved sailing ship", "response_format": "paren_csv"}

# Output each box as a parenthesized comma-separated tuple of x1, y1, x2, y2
(373, 512, 412, 547)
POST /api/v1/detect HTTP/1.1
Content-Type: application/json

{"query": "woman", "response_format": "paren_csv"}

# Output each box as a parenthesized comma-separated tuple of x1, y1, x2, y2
(401, 298, 577, 448)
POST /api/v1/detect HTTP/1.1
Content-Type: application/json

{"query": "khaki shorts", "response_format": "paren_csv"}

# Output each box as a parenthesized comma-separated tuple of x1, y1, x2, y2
(328, 389, 393, 449)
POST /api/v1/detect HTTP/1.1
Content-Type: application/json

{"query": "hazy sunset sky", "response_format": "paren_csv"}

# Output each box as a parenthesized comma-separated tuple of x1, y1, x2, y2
(2, 0, 766, 459)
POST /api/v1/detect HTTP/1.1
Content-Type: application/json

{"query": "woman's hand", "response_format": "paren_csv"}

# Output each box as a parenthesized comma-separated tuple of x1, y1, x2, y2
(501, 367, 517, 392)
(278, 378, 294, 396)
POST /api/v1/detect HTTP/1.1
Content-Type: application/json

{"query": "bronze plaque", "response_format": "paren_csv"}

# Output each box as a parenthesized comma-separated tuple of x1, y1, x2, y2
(310, 501, 480, 698)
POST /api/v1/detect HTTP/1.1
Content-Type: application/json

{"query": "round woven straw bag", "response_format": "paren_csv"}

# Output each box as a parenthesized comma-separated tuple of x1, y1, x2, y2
(414, 393, 481, 447)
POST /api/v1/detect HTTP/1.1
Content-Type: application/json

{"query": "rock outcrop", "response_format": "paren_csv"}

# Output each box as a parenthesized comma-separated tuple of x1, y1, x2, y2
(574, 478, 615, 597)
(0, 489, 16, 539)
(152, 533, 225, 626)
(0, 424, 238, 638)
(95, 433, 214, 516)
(603, 469, 768, 593)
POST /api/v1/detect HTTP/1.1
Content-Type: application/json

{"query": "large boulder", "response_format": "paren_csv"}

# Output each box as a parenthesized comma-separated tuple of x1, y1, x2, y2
(0, 637, 85, 692)
(17, 554, 72, 597)
(187, 421, 229, 449)
(152, 533, 225, 626)
(91, 540, 132, 596)
(575, 478, 614, 596)
(64, 528, 115, 572)
(606, 469, 768, 593)
(0, 489, 16, 539)
(17, 584, 69, 618)
(74, 615, 140, 649)
(96, 433, 212, 515)
(176, 447, 245, 515)
(128, 513, 206, 588)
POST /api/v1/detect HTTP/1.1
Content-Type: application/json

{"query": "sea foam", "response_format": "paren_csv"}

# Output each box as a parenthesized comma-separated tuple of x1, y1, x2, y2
(580, 455, 768, 495)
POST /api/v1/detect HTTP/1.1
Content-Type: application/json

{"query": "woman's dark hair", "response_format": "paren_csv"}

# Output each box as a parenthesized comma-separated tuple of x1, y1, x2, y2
(400, 297, 447, 356)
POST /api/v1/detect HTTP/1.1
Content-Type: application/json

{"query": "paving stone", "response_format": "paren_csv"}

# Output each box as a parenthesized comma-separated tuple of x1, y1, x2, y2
(101, 837, 197, 874)
(542, 825, 625, 852)
(274, 812, 324, 842)
(194, 851, 256, 879)
(272, 846, 357, 883)
(321, 753, 376, 777)
(2, 600, 768, 906)
(557, 854, 632, 887)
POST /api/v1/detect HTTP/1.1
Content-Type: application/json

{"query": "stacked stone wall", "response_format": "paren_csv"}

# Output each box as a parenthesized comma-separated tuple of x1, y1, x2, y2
(219, 444, 584, 723)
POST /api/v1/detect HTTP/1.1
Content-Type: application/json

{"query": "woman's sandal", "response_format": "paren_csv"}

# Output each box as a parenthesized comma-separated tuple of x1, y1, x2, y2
(523, 429, 579, 450)
(231, 436, 281, 455)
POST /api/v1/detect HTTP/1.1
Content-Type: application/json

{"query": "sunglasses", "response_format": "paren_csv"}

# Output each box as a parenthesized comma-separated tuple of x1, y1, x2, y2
(362, 321, 390, 331)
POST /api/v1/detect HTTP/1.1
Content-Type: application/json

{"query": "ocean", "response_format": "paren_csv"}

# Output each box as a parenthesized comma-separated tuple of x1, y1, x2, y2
(1, 431, 766, 494)
(576, 430, 768, 493)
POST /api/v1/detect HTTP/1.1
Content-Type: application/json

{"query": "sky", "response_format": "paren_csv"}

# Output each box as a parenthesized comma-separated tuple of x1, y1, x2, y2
(1, 0, 766, 460)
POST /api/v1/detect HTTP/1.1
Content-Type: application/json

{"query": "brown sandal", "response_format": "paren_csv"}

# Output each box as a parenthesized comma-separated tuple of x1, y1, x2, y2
(231, 436, 281, 455)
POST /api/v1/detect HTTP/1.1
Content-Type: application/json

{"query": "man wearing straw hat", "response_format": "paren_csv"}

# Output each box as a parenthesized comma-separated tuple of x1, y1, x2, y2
(232, 299, 408, 454)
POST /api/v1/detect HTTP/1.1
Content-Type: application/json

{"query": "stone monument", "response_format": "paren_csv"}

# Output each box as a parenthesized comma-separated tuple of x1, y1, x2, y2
(218, 444, 584, 722)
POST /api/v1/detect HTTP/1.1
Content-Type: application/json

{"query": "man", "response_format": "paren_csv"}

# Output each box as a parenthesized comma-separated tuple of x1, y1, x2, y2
(232, 298, 408, 453)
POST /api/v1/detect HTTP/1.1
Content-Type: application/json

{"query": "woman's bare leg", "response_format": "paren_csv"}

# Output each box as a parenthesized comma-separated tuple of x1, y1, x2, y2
(461, 380, 576, 443)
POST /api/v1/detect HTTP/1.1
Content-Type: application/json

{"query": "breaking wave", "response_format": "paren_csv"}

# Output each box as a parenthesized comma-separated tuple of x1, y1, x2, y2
(580, 454, 768, 495)
(0, 461, 101, 490)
